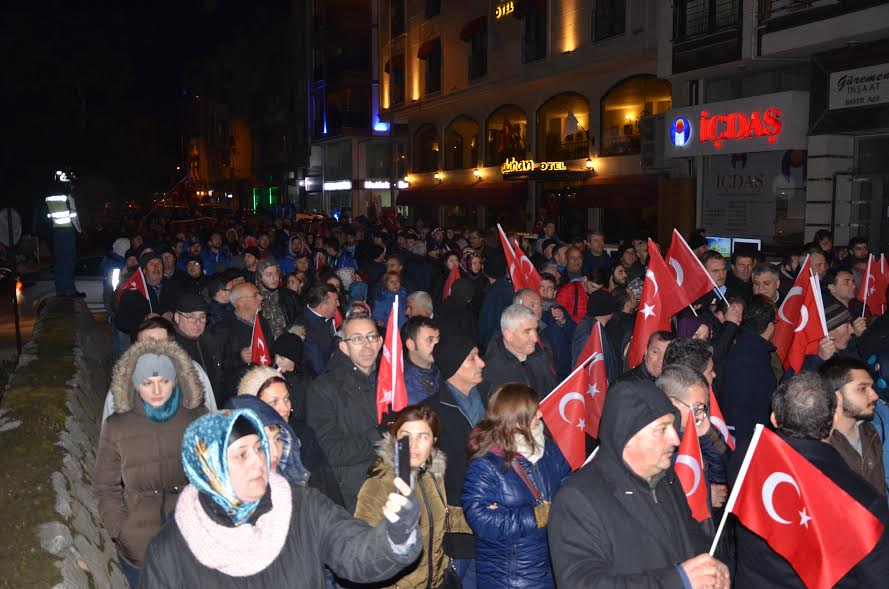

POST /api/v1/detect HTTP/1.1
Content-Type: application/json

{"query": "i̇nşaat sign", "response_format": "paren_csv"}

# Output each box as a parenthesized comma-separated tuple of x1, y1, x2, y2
(664, 91, 809, 158)
(829, 63, 889, 111)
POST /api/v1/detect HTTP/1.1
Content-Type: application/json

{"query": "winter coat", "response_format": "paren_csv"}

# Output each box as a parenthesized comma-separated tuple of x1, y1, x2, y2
(830, 423, 888, 495)
(732, 436, 889, 588)
(435, 278, 479, 347)
(716, 327, 778, 448)
(305, 351, 382, 512)
(555, 281, 587, 325)
(479, 278, 515, 349)
(462, 441, 571, 589)
(572, 317, 622, 383)
(139, 472, 422, 588)
(94, 339, 207, 567)
(604, 310, 634, 367)
(174, 329, 223, 405)
(114, 279, 177, 336)
(372, 287, 408, 328)
(292, 305, 337, 375)
(482, 334, 557, 400)
(211, 312, 274, 407)
(540, 304, 576, 381)
(206, 300, 232, 329)
(352, 436, 470, 589)
(874, 400, 889, 503)
(403, 359, 440, 405)
(200, 247, 232, 275)
(548, 379, 710, 588)
(423, 378, 491, 560)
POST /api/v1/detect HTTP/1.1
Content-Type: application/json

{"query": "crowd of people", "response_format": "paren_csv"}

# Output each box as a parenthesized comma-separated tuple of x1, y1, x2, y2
(91, 213, 889, 588)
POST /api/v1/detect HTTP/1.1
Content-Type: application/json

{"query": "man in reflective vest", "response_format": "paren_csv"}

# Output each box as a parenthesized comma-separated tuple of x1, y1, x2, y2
(45, 170, 84, 297)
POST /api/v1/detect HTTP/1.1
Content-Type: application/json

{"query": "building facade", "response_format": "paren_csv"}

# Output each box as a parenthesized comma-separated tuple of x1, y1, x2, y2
(662, 0, 889, 254)
(378, 0, 689, 241)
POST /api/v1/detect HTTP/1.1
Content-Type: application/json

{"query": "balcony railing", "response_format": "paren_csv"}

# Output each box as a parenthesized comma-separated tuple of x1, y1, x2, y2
(759, 0, 889, 27)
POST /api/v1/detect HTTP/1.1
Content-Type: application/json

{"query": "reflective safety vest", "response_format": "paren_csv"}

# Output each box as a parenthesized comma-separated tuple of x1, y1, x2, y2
(46, 194, 77, 228)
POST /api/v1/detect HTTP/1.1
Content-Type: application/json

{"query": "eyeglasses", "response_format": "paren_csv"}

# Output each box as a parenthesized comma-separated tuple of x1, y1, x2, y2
(178, 313, 206, 323)
(343, 333, 382, 346)
(671, 397, 709, 418)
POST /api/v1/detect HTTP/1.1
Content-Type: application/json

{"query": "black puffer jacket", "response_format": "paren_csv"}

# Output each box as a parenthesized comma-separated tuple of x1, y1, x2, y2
(305, 351, 381, 513)
(482, 334, 556, 400)
(548, 380, 711, 588)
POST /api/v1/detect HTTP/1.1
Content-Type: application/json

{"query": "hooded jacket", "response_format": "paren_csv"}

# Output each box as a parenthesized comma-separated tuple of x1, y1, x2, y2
(548, 379, 710, 588)
(352, 435, 470, 589)
(94, 339, 207, 567)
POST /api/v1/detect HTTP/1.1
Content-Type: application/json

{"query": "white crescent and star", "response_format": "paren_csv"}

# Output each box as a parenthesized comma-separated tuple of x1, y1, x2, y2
(645, 269, 659, 297)
(675, 454, 701, 497)
(778, 286, 803, 324)
(669, 258, 685, 287)
(710, 416, 729, 440)
(762, 471, 811, 528)
(558, 392, 586, 424)
(641, 303, 656, 319)
(257, 339, 265, 350)
(794, 306, 810, 333)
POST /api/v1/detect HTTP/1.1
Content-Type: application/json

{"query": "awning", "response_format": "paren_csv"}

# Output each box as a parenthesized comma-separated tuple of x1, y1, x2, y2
(459, 16, 487, 42)
(383, 54, 404, 74)
(571, 174, 662, 208)
(417, 38, 440, 60)
(397, 181, 527, 207)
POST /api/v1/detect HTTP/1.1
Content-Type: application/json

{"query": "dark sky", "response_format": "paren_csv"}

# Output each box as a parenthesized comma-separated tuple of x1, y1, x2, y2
(1, 0, 237, 218)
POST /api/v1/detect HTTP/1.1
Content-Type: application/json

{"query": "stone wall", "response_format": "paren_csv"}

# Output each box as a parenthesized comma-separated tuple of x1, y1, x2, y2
(0, 298, 126, 588)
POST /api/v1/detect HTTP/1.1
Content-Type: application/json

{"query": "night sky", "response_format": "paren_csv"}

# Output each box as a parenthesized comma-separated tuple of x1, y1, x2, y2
(1, 0, 243, 224)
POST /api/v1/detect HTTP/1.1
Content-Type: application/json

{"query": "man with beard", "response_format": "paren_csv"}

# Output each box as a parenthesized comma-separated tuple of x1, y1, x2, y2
(821, 357, 887, 495)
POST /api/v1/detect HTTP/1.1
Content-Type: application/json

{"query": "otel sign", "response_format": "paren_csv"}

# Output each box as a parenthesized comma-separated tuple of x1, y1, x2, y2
(670, 108, 783, 150)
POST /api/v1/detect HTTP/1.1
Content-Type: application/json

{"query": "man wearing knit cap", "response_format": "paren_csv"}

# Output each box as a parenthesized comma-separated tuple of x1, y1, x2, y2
(549, 379, 729, 588)
(114, 251, 177, 340)
(786, 301, 861, 378)
(426, 335, 490, 588)
(173, 293, 223, 402)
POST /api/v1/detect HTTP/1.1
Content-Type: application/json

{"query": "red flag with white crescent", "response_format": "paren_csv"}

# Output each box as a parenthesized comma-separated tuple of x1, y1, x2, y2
(665, 228, 720, 309)
(726, 425, 884, 589)
(582, 322, 608, 439)
(627, 242, 676, 368)
(250, 313, 271, 366)
(709, 387, 735, 451)
(376, 295, 408, 423)
(785, 271, 828, 373)
(116, 267, 152, 312)
(497, 224, 526, 291)
(513, 238, 542, 293)
(773, 257, 813, 368)
(675, 421, 710, 522)
(539, 359, 591, 470)
(859, 254, 888, 317)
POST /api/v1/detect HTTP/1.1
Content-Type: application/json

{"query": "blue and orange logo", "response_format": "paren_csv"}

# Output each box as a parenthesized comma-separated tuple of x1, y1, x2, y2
(671, 117, 692, 147)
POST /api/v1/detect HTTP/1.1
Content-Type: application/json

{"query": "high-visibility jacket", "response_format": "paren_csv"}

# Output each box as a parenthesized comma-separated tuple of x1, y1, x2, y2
(46, 194, 82, 232)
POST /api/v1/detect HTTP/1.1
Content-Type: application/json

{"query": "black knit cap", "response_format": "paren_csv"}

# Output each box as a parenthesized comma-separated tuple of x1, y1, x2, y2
(587, 289, 617, 317)
(433, 335, 477, 380)
(176, 293, 208, 313)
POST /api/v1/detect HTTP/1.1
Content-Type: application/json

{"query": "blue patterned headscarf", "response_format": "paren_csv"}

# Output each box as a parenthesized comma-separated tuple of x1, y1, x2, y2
(181, 409, 270, 526)
(226, 395, 310, 486)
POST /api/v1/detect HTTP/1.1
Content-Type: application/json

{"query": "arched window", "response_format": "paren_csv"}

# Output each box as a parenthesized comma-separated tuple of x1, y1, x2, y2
(600, 76, 672, 156)
(444, 116, 480, 170)
(485, 105, 528, 167)
(413, 124, 440, 173)
(536, 92, 591, 161)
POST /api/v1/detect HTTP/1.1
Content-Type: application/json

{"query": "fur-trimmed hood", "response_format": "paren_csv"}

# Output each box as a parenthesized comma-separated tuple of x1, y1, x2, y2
(109, 339, 204, 413)
(287, 324, 306, 340)
(369, 433, 446, 480)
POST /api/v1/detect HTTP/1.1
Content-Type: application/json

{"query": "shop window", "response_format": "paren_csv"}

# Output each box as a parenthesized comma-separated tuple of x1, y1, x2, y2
(536, 92, 590, 161)
(413, 124, 440, 173)
(426, 0, 441, 18)
(522, 2, 547, 63)
(485, 105, 528, 167)
(444, 116, 480, 170)
(387, 55, 405, 106)
(418, 38, 442, 94)
(592, 0, 625, 41)
(391, 0, 405, 37)
(600, 75, 671, 157)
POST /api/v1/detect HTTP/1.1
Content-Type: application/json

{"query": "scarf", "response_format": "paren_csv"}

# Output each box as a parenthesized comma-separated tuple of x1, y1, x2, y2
(143, 385, 181, 423)
(514, 421, 546, 464)
(181, 409, 270, 526)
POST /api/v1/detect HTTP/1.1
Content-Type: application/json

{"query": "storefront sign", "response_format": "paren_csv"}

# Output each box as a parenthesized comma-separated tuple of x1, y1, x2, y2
(323, 180, 352, 191)
(495, 1, 514, 19)
(829, 63, 889, 110)
(363, 180, 410, 190)
(501, 158, 568, 175)
(665, 92, 809, 158)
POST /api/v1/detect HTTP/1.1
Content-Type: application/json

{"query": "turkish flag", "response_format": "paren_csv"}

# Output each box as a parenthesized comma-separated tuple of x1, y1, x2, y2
(540, 355, 596, 470)
(116, 268, 152, 311)
(512, 238, 542, 293)
(497, 224, 526, 291)
(675, 421, 710, 522)
(665, 228, 719, 310)
(442, 261, 461, 300)
(582, 321, 608, 439)
(773, 256, 812, 368)
(627, 242, 677, 368)
(376, 295, 408, 422)
(859, 254, 888, 317)
(709, 387, 735, 451)
(784, 272, 828, 373)
(729, 426, 884, 589)
(250, 313, 271, 366)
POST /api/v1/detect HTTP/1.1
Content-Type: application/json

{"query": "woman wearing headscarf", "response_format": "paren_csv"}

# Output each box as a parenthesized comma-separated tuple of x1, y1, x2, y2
(461, 384, 571, 589)
(353, 404, 471, 589)
(255, 258, 301, 339)
(461, 250, 487, 314)
(94, 339, 208, 587)
(138, 410, 423, 588)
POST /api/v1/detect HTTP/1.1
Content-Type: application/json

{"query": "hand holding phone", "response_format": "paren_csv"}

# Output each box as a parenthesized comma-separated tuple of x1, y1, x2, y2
(394, 437, 412, 489)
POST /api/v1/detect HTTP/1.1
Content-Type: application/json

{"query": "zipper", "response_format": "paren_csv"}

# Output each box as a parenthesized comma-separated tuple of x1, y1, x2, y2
(417, 470, 435, 589)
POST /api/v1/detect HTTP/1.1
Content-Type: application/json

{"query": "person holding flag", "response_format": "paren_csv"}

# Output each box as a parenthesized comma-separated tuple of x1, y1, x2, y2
(725, 373, 889, 587)
(548, 378, 729, 588)
(115, 252, 177, 340)
(305, 315, 385, 513)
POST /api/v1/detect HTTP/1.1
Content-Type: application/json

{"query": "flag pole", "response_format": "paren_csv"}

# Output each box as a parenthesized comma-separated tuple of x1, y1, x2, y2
(391, 295, 398, 413)
(540, 346, 597, 405)
(141, 268, 153, 313)
(497, 223, 516, 257)
(861, 255, 873, 318)
(811, 271, 829, 339)
(709, 424, 764, 555)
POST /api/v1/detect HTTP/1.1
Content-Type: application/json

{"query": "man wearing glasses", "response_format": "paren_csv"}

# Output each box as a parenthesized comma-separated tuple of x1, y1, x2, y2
(173, 293, 223, 404)
(306, 315, 384, 511)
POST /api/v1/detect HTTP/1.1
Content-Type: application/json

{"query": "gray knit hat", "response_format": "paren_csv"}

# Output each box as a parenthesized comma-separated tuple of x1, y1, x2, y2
(131, 353, 177, 389)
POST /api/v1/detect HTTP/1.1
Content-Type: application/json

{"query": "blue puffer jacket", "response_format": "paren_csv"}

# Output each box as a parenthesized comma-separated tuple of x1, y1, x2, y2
(462, 439, 571, 589)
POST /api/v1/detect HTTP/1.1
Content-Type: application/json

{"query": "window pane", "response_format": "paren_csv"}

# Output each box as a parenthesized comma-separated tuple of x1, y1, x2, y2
(413, 126, 440, 173)
(600, 76, 671, 156)
(485, 106, 528, 166)
(444, 117, 480, 170)
(536, 93, 591, 161)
